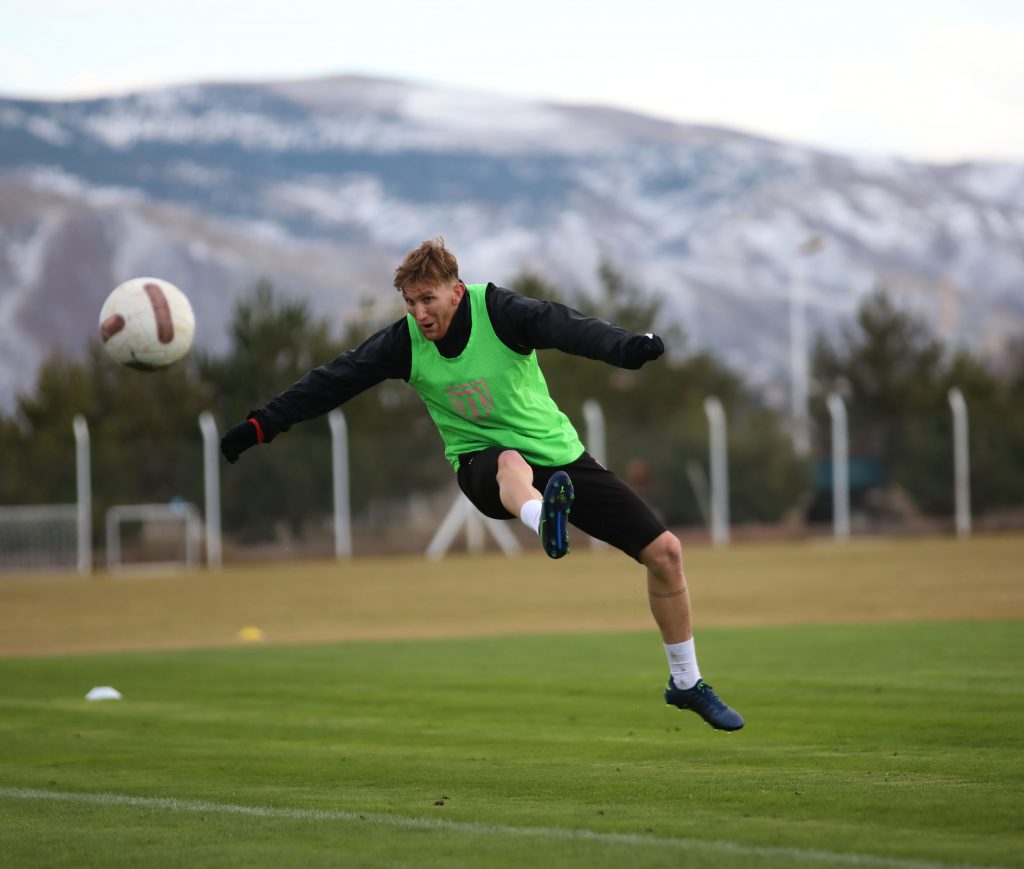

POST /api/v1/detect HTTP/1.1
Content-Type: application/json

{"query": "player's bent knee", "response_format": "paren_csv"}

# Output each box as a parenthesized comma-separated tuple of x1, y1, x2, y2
(640, 531, 682, 574)
(496, 449, 529, 476)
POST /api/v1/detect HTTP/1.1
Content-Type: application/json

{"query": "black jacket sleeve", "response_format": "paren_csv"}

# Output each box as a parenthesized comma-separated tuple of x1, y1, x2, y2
(252, 318, 411, 440)
(485, 285, 659, 369)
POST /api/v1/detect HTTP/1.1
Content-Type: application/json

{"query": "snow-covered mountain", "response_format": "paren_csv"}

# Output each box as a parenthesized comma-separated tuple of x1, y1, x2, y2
(1, 74, 1022, 409)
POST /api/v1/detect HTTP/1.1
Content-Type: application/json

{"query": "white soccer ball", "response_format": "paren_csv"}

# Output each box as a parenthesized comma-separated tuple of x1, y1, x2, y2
(99, 277, 195, 370)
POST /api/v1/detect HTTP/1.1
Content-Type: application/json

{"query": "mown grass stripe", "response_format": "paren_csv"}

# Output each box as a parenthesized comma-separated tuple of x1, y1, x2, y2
(0, 787, 996, 869)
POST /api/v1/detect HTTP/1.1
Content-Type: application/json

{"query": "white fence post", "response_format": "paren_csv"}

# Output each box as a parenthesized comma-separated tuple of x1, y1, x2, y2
(826, 393, 850, 540)
(703, 396, 730, 546)
(328, 410, 352, 559)
(198, 412, 222, 568)
(582, 399, 606, 466)
(73, 414, 92, 575)
(947, 388, 971, 538)
(582, 399, 608, 550)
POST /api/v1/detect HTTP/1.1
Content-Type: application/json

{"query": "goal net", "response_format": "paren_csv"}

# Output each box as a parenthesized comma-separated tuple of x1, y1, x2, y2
(106, 503, 202, 572)
(0, 504, 79, 572)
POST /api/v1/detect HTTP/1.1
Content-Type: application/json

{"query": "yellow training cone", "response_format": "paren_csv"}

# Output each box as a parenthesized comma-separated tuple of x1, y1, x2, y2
(238, 626, 265, 643)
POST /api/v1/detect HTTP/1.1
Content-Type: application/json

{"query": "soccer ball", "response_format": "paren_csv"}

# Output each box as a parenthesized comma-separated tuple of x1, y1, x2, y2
(99, 277, 195, 370)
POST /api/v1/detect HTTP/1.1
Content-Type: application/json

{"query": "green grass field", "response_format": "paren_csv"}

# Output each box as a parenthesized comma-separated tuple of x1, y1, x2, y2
(1, 538, 1022, 867)
(2, 623, 1022, 866)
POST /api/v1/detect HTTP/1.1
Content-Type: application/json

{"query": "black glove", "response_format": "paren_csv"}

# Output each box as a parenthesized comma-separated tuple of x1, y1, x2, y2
(622, 333, 665, 369)
(220, 419, 261, 464)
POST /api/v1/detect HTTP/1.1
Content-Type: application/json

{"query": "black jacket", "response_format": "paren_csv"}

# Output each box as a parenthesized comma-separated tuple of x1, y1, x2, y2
(253, 283, 655, 440)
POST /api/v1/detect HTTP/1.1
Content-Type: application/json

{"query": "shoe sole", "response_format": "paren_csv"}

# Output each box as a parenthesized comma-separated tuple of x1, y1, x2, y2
(541, 471, 573, 559)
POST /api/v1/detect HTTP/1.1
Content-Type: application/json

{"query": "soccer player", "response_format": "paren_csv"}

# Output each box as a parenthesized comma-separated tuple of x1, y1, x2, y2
(220, 238, 744, 731)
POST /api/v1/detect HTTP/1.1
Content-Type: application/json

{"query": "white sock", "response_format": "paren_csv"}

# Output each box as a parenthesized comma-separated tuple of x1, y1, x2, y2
(519, 499, 542, 534)
(664, 638, 701, 689)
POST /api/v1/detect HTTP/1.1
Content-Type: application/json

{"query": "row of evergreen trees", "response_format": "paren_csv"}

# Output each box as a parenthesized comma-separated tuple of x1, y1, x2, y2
(1, 268, 1021, 543)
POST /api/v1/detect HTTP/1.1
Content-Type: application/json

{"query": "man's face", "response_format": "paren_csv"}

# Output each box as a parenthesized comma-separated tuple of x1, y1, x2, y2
(402, 280, 465, 342)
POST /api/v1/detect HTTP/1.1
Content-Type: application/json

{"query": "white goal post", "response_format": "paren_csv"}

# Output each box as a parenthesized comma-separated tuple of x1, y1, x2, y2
(105, 502, 202, 572)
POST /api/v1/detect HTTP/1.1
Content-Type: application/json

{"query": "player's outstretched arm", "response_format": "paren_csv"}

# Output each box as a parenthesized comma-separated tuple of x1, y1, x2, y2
(219, 319, 412, 465)
(487, 286, 665, 369)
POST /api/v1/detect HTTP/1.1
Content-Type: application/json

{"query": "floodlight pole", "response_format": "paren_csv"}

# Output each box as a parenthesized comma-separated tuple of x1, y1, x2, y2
(198, 412, 222, 568)
(789, 236, 824, 456)
(582, 399, 608, 550)
(826, 393, 850, 540)
(72, 414, 92, 575)
(328, 410, 352, 559)
(947, 388, 971, 538)
(703, 396, 730, 547)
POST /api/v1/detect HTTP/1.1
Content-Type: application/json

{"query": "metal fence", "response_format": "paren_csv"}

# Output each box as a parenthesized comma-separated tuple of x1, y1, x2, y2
(2, 390, 1020, 574)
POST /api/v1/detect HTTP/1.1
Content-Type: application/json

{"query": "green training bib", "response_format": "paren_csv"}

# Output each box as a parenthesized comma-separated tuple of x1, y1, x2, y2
(407, 284, 584, 470)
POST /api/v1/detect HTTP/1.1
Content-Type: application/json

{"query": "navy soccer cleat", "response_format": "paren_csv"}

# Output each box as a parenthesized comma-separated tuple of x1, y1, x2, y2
(540, 471, 574, 559)
(665, 678, 745, 731)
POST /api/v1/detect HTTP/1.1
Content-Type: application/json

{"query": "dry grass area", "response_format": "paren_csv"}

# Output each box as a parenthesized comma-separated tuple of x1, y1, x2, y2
(1, 534, 1021, 657)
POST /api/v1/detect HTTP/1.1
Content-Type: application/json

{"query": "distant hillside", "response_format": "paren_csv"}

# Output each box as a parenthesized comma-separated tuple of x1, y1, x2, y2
(1, 74, 1022, 409)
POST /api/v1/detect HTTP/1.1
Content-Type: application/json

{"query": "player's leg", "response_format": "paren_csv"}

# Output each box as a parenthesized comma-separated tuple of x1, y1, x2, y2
(455, 447, 572, 558)
(638, 530, 692, 645)
(495, 450, 541, 515)
(638, 532, 743, 731)
(567, 455, 743, 731)
(496, 450, 573, 559)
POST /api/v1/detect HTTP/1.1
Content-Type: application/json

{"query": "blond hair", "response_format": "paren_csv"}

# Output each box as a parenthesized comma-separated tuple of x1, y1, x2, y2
(393, 238, 460, 291)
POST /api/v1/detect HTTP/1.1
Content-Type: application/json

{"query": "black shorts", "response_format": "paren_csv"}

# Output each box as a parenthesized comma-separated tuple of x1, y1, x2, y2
(456, 447, 667, 561)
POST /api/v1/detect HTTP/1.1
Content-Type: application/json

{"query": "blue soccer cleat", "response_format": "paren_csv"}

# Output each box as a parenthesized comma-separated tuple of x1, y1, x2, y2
(665, 678, 745, 731)
(540, 470, 574, 559)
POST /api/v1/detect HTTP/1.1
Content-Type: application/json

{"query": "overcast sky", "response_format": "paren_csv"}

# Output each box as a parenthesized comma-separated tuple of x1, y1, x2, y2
(2, 0, 1023, 163)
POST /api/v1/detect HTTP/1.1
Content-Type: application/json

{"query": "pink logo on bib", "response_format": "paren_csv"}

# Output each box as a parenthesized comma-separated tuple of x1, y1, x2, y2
(445, 379, 494, 418)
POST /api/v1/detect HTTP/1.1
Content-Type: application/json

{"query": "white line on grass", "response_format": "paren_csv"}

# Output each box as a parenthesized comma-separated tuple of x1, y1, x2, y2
(0, 787, 997, 869)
